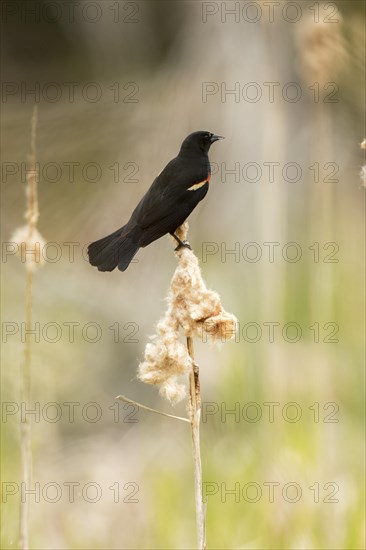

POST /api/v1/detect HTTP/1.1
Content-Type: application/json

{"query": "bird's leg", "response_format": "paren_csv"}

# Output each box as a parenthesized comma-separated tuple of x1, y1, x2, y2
(170, 232, 192, 251)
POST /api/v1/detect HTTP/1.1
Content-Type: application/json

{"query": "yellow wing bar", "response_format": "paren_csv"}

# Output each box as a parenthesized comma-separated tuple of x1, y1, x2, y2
(187, 173, 211, 191)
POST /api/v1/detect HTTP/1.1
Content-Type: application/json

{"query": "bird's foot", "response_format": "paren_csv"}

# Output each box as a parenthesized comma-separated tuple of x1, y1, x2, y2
(171, 232, 192, 251)
(174, 240, 192, 252)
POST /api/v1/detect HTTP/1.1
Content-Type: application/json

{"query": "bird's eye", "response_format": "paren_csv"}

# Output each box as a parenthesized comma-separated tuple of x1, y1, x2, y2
(205, 133, 211, 139)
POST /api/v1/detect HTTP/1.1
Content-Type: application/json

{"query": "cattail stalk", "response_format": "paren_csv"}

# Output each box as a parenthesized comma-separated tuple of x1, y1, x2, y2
(187, 336, 206, 549)
(14, 106, 45, 550)
(19, 267, 32, 550)
(19, 108, 36, 550)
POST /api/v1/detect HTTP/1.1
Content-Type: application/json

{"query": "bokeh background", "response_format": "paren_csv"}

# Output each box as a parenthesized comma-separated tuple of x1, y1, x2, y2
(1, 1, 365, 548)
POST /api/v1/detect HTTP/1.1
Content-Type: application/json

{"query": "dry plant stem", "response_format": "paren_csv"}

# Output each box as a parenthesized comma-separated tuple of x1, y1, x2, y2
(115, 395, 189, 423)
(19, 270, 33, 550)
(187, 336, 206, 550)
(19, 106, 38, 550)
(26, 107, 39, 233)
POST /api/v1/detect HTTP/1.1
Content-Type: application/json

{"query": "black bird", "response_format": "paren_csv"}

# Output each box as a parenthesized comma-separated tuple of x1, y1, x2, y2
(88, 130, 224, 272)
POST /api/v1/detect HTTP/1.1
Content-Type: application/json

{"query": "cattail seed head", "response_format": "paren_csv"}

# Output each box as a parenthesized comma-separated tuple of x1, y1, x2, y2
(294, 6, 347, 87)
(138, 222, 237, 403)
(11, 226, 46, 272)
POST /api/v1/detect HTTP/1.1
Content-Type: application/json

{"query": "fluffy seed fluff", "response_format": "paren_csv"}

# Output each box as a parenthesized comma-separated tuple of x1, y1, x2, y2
(138, 222, 237, 404)
(294, 8, 347, 86)
(11, 226, 46, 272)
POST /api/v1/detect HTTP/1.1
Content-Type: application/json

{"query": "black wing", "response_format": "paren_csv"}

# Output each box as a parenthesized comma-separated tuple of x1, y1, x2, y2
(138, 182, 209, 247)
(130, 156, 209, 230)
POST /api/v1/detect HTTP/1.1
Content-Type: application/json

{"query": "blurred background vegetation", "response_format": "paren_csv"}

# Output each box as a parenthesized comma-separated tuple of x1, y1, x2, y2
(1, 0, 365, 548)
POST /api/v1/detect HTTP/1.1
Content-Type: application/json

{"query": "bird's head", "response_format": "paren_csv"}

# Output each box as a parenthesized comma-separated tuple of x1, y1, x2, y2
(179, 131, 224, 156)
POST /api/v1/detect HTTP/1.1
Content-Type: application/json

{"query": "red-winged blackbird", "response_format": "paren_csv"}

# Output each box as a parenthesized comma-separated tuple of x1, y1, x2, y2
(88, 130, 224, 272)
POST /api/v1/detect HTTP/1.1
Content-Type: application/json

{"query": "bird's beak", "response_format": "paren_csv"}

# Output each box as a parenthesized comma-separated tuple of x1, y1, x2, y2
(210, 134, 224, 143)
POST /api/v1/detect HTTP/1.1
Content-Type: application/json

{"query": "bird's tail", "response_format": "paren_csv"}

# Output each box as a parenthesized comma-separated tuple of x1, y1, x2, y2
(88, 226, 140, 272)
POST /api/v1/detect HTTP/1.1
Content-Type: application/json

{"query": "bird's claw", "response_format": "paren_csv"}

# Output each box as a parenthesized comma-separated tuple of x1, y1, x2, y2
(174, 240, 192, 252)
